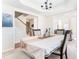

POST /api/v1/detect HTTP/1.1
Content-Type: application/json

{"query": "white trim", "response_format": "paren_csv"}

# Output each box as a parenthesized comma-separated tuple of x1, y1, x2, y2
(2, 48, 14, 54)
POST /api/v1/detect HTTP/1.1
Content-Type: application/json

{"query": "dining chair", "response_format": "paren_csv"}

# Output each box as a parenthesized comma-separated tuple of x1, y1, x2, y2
(54, 29, 65, 34)
(32, 29, 41, 36)
(45, 30, 70, 59)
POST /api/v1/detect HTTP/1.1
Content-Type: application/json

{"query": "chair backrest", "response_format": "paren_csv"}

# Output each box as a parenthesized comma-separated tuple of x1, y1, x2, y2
(32, 29, 41, 36)
(61, 30, 70, 53)
(54, 29, 65, 34)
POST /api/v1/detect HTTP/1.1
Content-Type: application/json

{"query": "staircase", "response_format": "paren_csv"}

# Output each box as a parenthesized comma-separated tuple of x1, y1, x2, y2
(15, 11, 32, 36)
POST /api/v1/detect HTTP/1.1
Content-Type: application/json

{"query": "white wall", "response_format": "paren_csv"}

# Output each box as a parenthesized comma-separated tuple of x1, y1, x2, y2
(15, 18, 26, 42)
(2, 4, 40, 52)
(2, 28, 15, 52)
(70, 16, 77, 40)
(34, 16, 38, 29)
(48, 10, 77, 40)
(2, 5, 15, 52)
(37, 15, 54, 35)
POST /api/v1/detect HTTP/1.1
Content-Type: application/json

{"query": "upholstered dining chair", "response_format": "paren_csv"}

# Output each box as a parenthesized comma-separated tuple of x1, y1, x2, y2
(32, 29, 41, 36)
(52, 30, 70, 59)
(54, 29, 65, 34)
(45, 30, 70, 59)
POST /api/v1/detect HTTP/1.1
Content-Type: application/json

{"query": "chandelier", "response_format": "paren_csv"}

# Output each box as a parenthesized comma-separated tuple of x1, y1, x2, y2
(41, 0, 52, 10)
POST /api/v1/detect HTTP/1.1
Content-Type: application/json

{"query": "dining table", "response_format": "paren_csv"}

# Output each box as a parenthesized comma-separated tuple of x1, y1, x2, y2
(22, 34, 64, 59)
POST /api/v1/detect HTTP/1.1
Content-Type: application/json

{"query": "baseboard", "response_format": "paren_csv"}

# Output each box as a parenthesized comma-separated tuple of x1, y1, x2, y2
(2, 48, 14, 54)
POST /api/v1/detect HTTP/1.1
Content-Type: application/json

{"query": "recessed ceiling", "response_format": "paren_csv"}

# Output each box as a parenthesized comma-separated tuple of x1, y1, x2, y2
(20, 0, 67, 12)
(3, 0, 77, 16)
(20, 0, 76, 15)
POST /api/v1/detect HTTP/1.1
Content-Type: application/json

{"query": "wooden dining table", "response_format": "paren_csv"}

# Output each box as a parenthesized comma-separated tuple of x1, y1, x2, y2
(22, 34, 64, 59)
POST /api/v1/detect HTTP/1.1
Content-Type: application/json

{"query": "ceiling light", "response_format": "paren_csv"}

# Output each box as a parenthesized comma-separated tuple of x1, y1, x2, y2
(41, 0, 52, 10)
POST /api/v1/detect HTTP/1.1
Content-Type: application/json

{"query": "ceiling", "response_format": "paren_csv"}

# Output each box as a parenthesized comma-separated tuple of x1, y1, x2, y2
(20, 0, 68, 12)
(3, 0, 77, 16)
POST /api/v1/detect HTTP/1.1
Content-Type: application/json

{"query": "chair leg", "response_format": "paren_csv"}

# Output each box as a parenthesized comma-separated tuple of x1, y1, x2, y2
(65, 49, 68, 59)
(60, 54, 63, 59)
(45, 57, 48, 59)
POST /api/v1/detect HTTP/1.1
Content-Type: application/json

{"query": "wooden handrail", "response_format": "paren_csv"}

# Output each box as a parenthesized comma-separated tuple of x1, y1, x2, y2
(16, 17, 26, 26)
